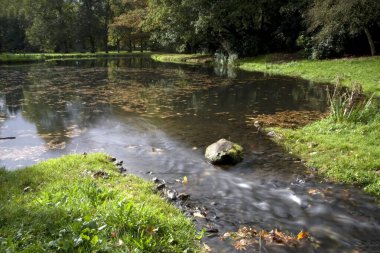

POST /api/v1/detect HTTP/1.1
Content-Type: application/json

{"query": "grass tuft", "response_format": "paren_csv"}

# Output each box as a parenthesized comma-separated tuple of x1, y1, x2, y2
(327, 82, 378, 123)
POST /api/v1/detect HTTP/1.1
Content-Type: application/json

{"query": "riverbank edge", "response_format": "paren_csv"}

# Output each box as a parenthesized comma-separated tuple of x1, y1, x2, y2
(0, 51, 214, 65)
(0, 153, 200, 252)
(0, 51, 153, 64)
(149, 53, 380, 198)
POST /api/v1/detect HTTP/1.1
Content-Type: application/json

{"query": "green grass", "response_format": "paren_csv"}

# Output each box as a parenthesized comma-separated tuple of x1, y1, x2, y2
(150, 53, 213, 65)
(237, 54, 380, 96)
(0, 153, 199, 252)
(272, 118, 380, 197)
(0, 51, 152, 64)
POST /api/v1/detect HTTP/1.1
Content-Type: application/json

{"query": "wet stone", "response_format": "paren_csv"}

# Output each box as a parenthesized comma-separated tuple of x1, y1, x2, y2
(114, 160, 123, 166)
(156, 183, 166, 190)
(166, 189, 178, 200)
(178, 193, 190, 201)
(118, 166, 127, 173)
(109, 157, 117, 162)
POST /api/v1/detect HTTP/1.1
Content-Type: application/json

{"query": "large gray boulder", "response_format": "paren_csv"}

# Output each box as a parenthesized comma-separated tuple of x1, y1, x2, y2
(205, 139, 244, 165)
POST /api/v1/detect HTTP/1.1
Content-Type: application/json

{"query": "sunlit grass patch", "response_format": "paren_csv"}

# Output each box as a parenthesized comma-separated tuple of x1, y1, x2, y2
(238, 54, 380, 96)
(151, 53, 213, 64)
(272, 118, 380, 197)
(0, 153, 199, 252)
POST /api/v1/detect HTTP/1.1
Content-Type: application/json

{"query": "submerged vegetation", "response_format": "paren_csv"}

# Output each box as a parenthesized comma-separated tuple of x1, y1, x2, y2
(0, 153, 199, 252)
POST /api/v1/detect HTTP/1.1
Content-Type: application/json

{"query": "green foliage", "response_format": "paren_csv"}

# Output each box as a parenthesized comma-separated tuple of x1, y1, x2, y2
(144, 0, 310, 55)
(305, 0, 380, 57)
(0, 154, 199, 252)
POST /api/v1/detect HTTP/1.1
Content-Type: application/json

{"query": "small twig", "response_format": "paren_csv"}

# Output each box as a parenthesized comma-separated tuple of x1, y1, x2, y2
(0, 137, 16, 140)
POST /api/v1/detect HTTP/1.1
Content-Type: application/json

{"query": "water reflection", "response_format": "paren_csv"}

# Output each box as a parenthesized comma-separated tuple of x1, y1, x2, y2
(0, 58, 378, 252)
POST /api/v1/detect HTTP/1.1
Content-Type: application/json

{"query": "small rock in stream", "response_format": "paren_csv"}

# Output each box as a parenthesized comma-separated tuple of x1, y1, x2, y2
(178, 193, 190, 201)
(156, 183, 166, 190)
(152, 177, 160, 183)
(114, 160, 123, 166)
(118, 166, 127, 173)
(109, 157, 117, 162)
(206, 228, 219, 234)
(166, 189, 178, 200)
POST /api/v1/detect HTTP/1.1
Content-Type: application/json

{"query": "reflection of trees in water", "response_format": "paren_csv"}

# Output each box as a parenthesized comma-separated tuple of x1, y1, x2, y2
(19, 70, 113, 148)
(0, 68, 30, 115)
(0, 58, 329, 147)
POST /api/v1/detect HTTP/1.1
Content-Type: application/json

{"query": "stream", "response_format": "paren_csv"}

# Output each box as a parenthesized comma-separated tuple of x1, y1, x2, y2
(0, 58, 379, 252)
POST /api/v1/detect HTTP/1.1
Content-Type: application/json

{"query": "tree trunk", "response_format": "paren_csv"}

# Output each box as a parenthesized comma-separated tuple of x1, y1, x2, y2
(89, 36, 95, 53)
(364, 28, 376, 56)
(128, 39, 132, 52)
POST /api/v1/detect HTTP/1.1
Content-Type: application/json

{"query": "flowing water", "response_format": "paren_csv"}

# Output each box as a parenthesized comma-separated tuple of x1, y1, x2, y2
(0, 58, 379, 252)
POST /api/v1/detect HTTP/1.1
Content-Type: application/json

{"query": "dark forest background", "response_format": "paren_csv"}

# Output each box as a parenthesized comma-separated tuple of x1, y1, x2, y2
(0, 0, 379, 58)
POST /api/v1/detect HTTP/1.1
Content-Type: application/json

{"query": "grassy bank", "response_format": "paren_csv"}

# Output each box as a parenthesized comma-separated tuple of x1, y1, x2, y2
(150, 53, 380, 198)
(0, 153, 199, 252)
(237, 54, 380, 197)
(0, 51, 151, 64)
(272, 118, 380, 196)
(238, 54, 380, 96)
(150, 53, 213, 65)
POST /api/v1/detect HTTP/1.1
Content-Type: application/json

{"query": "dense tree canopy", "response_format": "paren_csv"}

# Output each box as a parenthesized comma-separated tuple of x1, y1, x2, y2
(0, 0, 379, 58)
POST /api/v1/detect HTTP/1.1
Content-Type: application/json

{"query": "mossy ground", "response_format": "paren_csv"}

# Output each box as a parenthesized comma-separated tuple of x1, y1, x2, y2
(0, 153, 199, 252)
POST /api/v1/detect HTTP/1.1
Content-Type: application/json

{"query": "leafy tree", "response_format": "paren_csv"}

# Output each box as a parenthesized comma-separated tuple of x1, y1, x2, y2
(24, 0, 77, 52)
(306, 0, 380, 56)
(110, 0, 149, 52)
(0, 0, 30, 52)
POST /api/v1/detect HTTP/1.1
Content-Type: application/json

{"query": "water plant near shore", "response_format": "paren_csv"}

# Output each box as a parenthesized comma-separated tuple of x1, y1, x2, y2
(328, 82, 377, 123)
(0, 153, 199, 252)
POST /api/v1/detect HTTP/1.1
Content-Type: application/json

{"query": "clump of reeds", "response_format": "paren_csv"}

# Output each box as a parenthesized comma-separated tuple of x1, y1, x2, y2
(327, 81, 377, 123)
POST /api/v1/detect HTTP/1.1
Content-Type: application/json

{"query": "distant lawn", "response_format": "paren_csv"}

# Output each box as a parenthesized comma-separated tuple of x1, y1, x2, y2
(151, 53, 213, 65)
(0, 51, 152, 64)
(238, 54, 380, 96)
(0, 153, 199, 252)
